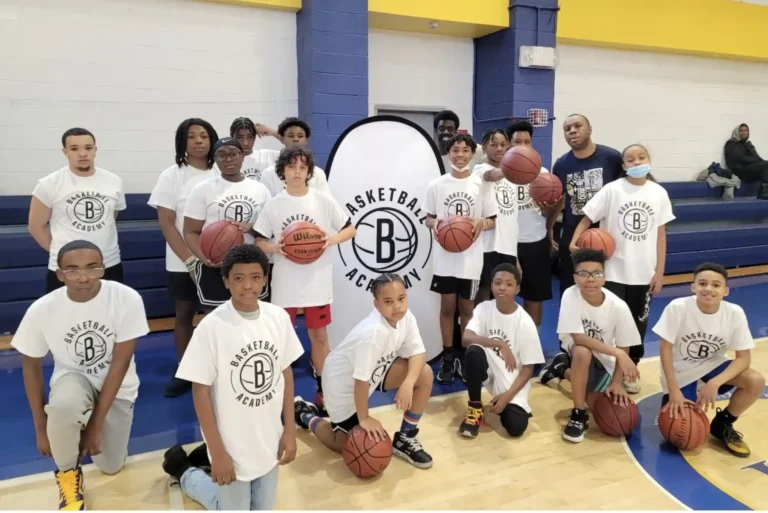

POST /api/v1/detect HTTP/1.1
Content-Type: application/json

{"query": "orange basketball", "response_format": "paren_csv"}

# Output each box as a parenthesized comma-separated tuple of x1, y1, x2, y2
(500, 146, 542, 185)
(436, 217, 475, 253)
(342, 426, 392, 479)
(281, 221, 325, 264)
(592, 395, 640, 437)
(200, 220, 245, 265)
(529, 173, 563, 205)
(577, 228, 616, 258)
(658, 403, 710, 451)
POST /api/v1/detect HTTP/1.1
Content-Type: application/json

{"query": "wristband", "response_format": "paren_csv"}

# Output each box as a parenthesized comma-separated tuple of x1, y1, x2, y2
(184, 256, 199, 272)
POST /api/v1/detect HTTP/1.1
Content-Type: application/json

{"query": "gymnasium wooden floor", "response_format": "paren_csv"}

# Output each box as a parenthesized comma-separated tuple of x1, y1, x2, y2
(1, 342, 765, 511)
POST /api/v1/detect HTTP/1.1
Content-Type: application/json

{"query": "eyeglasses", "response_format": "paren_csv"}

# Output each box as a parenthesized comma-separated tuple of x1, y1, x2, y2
(575, 270, 605, 280)
(215, 150, 243, 161)
(61, 267, 105, 279)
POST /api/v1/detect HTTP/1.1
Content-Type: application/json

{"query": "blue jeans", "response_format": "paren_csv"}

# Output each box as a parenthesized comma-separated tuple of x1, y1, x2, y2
(180, 465, 279, 511)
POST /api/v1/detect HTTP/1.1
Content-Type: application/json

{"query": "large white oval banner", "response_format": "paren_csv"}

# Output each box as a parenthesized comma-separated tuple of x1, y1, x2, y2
(326, 116, 445, 361)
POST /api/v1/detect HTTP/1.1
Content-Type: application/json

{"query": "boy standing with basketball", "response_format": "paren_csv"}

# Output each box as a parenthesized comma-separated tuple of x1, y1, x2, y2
(423, 133, 497, 384)
(254, 147, 355, 412)
(13, 240, 149, 511)
(162, 245, 302, 510)
(460, 264, 545, 439)
(539, 249, 641, 443)
(293, 273, 434, 469)
(655, 263, 765, 457)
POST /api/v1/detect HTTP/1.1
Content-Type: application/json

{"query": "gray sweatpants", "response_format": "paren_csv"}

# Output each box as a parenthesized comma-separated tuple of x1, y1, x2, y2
(45, 372, 134, 474)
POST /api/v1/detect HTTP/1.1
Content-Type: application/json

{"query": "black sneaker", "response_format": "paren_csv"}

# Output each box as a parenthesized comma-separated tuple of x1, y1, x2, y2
(458, 403, 484, 438)
(392, 429, 433, 469)
(563, 408, 589, 443)
(162, 445, 191, 481)
(294, 396, 319, 429)
(437, 355, 456, 384)
(712, 408, 751, 458)
(164, 376, 192, 398)
(454, 357, 465, 383)
(188, 443, 210, 470)
(539, 351, 570, 386)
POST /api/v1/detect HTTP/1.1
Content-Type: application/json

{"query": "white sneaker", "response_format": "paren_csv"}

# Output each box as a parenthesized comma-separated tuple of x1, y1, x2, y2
(622, 376, 641, 394)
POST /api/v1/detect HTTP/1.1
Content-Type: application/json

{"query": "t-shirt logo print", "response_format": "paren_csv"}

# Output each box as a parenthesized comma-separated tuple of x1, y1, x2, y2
(219, 195, 258, 224)
(230, 341, 280, 408)
(369, 351, 397, 388)
(566, 168, 604, 216)
(618, 201, 655, 242)
(488, 329, 512, 360)
(66, 192, 108, 232)
(517, 185, 537, 212)
(679, 332, 726, 363)
(494, 182, 516, 216)
(339, 187, 433, 291)
(64, 322, 114, 375)
(582, 318, 605, 343)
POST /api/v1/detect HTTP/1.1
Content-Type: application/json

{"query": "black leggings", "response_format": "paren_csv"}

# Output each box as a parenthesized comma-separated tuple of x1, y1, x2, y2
(463, 345, 530, 437)
(733, 161, 768, 184)
(604, 282, 651, 363)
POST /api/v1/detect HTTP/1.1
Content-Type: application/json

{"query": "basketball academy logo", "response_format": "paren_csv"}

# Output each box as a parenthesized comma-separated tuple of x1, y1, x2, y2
(229, 341, 280, 408)
(618, 201, 655, 242)
(218, 195, 260, 224)
(242, 166, 262, 182)
(65, 192, 109, 232)
(337, 187, 433, 291)
(488, 329, 512, 360)
(442, 191, 476, 217)
(369, 350, 397, 388)
(516, 184, 539, 213)
(494, 181, 517, 216)
(679, 332, 726, 362)
(281, 214, 316, 231)
(582, 318, 605, 343)
(64, 321, 113, 375)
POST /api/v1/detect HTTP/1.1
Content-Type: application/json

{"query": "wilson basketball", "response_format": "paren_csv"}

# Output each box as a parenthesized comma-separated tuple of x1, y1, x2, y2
(281, 221, 325, 264)
(200, 220, 244, 265)
(577, 228, 616, 258)
(500, 146, 542, 185)
(342, 426, 392, 479)
(436, 216, 475, 253)
(658, 403, 710, 451)
(529, 173, 563, 205)
(592, 395, 640, 437)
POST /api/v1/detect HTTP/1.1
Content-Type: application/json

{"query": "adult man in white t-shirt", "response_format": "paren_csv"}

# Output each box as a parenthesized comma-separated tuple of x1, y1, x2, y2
(654, 262, 765, 458)
(28, 128, 126, 293)
(540, 248, 641, 443)
(12, 240, 150, 511)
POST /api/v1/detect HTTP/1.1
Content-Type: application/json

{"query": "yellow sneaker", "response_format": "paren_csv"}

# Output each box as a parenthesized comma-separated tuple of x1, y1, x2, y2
(721, 423, 751, 458)
(56, 466, 85, 511)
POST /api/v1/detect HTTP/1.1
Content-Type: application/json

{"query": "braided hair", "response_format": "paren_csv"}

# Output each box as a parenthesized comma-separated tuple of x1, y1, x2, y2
(370, 273, 406, 298)
(230, 117, 256, 138)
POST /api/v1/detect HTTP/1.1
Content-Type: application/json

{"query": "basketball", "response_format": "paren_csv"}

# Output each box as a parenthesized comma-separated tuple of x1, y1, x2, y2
(436, 216, 475, 253)
(281, 221, 325, 264)
(500, 146, 542, 185)
(658, 403, 710, 451)
(592, 395, 640, 437)
(529, 173, 563, 205)
(577, 228, 616, 258)
(200, 220, 245, 265)
(342, 426, 392, 479)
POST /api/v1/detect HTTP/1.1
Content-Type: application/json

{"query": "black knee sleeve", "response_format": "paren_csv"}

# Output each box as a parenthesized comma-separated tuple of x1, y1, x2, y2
(500, 404, 529, 437)
(463, 345, 488, 402)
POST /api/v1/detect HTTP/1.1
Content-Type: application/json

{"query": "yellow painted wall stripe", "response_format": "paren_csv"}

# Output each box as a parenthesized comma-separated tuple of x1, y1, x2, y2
(195, 0, 301, 12)
(557, 0, 768, 62)
(369, 0, 508, 30)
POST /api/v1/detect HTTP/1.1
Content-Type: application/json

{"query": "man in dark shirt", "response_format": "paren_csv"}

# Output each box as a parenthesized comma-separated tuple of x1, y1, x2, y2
(549, 114, 623, 299)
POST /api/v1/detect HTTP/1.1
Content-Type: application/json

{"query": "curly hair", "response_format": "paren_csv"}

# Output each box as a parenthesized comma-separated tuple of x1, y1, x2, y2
(275, 147, 315, 184)
(221, 244, 270, 279)
(277, 117, 312, 138)
(445, 133, 477, 153)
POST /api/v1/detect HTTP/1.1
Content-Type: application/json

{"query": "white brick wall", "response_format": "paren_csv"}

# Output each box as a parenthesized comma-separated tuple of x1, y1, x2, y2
(0, 0, 297, 195)
(368, 29, 474, 137)
(554, 45, 768, 181)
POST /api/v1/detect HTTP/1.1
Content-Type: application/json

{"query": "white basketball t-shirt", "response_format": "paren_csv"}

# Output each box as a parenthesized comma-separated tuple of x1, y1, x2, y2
(176, 301, 304, 481)
(259, 165, 330, 197)
(473, 163, 519, 257)
(242, 149, 281, 182)
(322, 309, 426, 423)
(557, 285, 641, 376)
(422, 173, 497, 280)
(33, 167, 126, 271)
(253, 189, 350, 308)
(12, 281, 149, 402)
(465, 301, 545, 412)
(184, 176, 271, 245)
(582, 179, 675, 285)
(148, 164, 217, 272)
(652, 296, 754, 393)
(516, 167, 550, 244)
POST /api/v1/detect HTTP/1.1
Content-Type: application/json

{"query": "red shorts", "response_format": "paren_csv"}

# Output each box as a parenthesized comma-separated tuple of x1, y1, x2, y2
(285, 305, 332, 329)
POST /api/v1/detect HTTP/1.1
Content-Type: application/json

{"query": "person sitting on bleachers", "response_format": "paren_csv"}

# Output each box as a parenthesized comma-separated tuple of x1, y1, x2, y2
(724, 123, 768, 200)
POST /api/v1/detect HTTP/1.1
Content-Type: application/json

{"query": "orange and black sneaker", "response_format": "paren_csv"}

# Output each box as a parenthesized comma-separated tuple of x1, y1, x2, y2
(711, 408, 751, 458)
(459, 402, 484, 438)
(56, 466, 85, 511)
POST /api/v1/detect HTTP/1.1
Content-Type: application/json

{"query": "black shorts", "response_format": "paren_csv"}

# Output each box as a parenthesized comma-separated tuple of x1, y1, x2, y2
(46, 263, 124, 293)
(330, 362, 397, 433)
(168, 271, 199, 302)
(430, 275, 480, 301)
(194, 262, 230, 308)
(480, 252, 517, 287)
(517, 237, 554, 302)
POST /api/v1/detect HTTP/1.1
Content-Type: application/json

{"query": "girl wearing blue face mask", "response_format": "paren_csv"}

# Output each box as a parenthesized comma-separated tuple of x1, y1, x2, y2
(568, 144, 675, 394)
